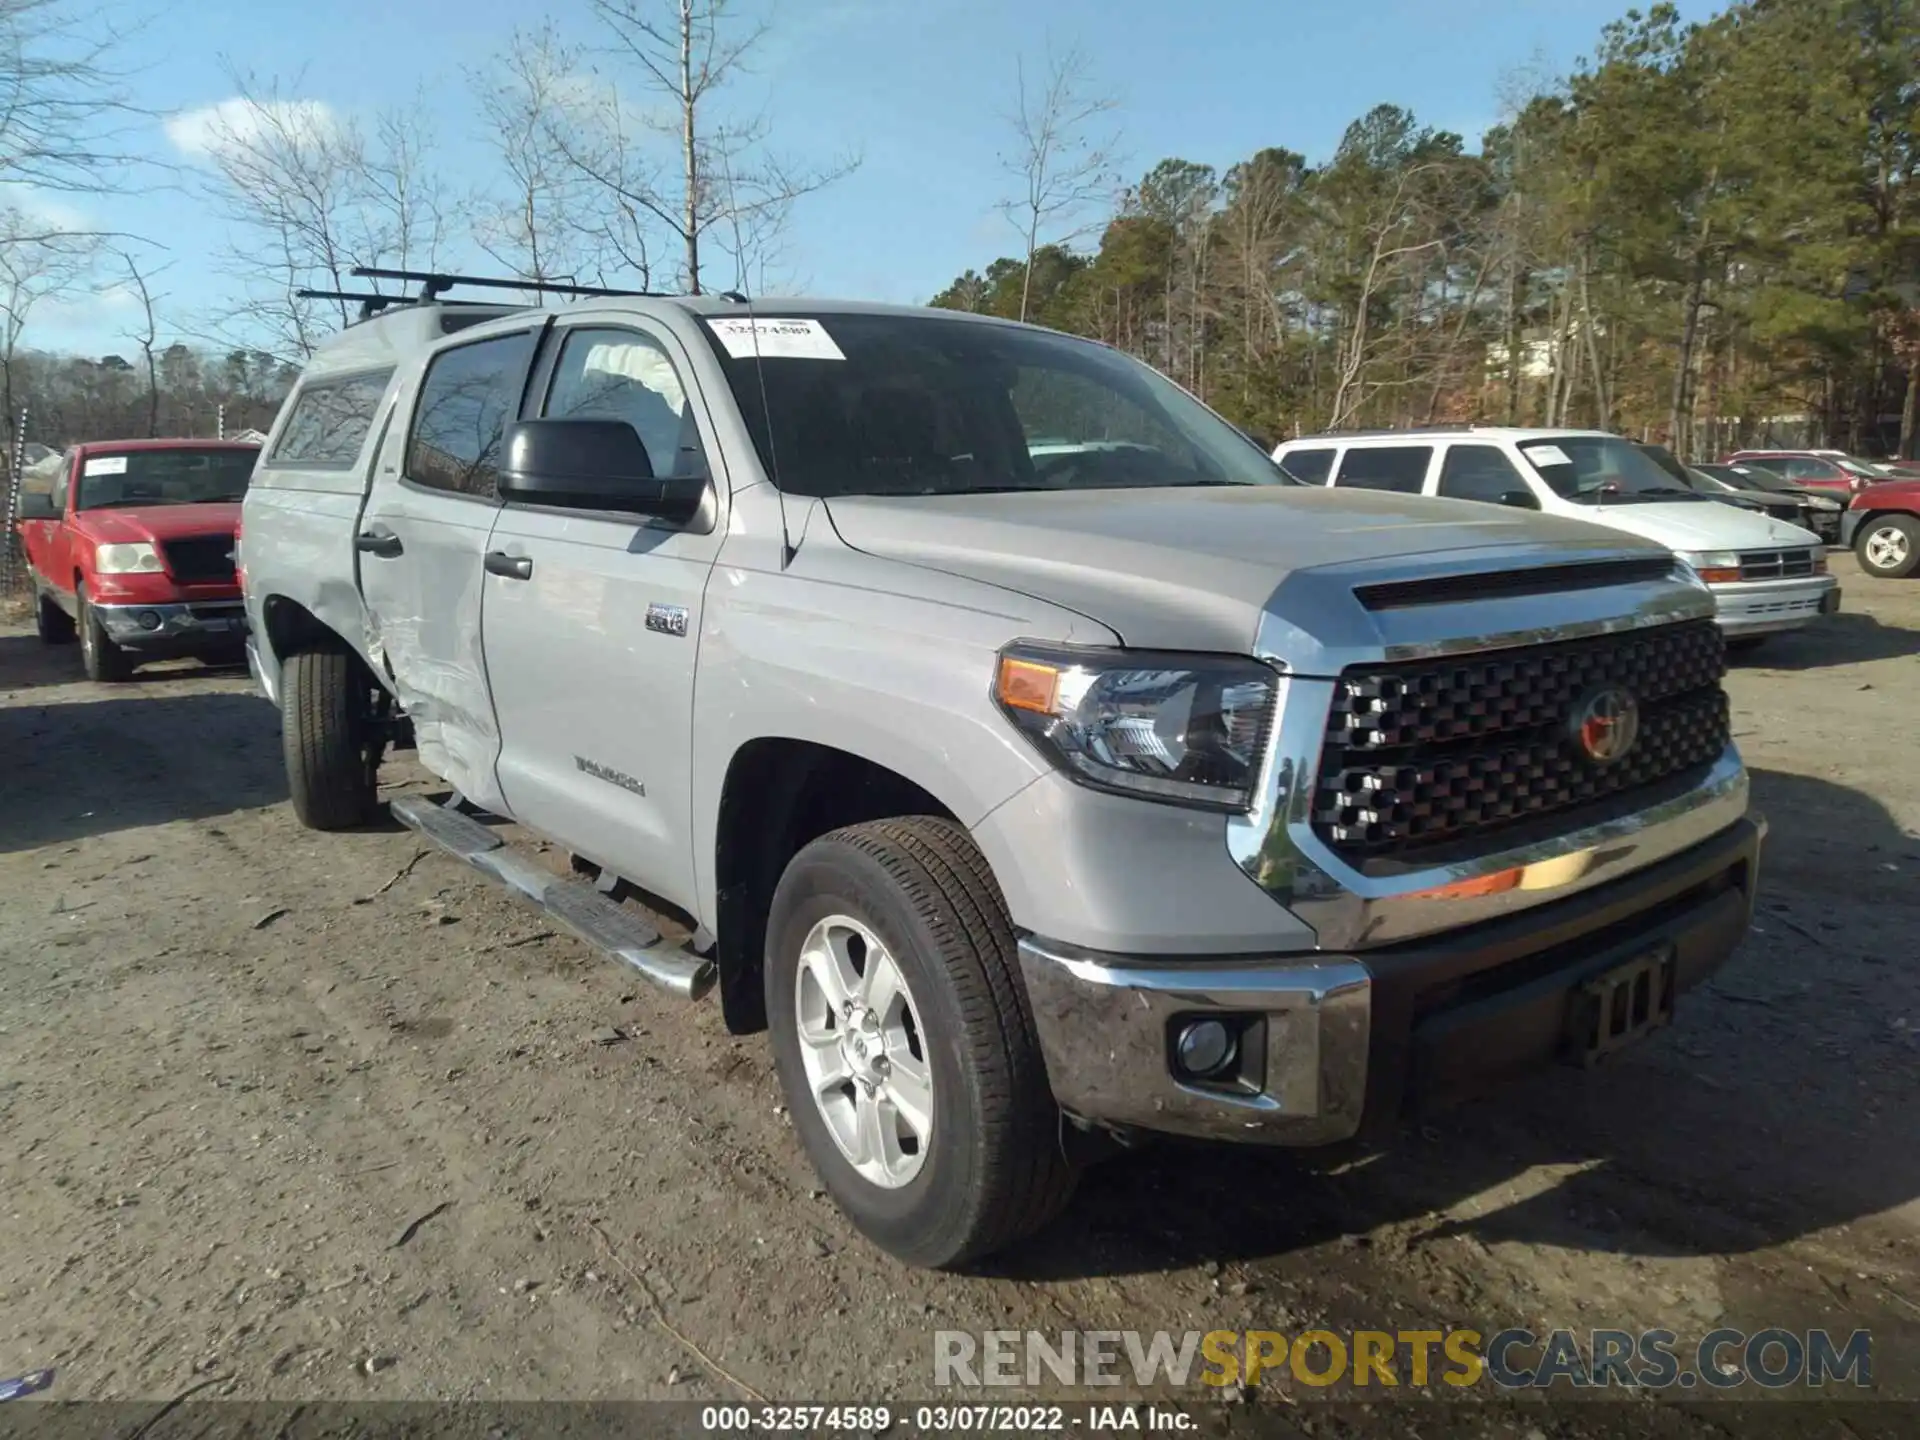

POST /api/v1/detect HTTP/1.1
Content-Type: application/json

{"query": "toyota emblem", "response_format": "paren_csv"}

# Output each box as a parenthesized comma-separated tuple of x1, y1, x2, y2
(1570, 687, 1640, 764)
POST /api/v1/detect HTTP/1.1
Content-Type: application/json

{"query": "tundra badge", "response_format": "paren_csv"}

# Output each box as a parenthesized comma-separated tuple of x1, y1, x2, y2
(575, 756, 647, 797)
(645, 603, 690, 637)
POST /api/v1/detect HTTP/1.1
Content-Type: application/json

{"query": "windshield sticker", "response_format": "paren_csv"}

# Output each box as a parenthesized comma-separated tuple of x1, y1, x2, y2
(706, 316, 845, 362)
(1527, 444, 1572, 467)
(82, 455, 128, 476)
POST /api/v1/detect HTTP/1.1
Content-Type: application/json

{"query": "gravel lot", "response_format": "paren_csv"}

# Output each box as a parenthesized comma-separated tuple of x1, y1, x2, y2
(2, 556, 1916, 1426)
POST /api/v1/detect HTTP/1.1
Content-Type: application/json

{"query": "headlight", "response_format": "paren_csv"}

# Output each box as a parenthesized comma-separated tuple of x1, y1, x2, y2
(1676, 550, 1743, 584)
(993, 643, 1278, 812)
(94, 541, 164, 574)
(1808, 497, 1842, 511)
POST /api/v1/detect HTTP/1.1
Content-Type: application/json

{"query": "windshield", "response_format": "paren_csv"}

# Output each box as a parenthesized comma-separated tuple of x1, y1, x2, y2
(74, 448, 258, 510)
(1519, 436, 1703, 504)
(702, 311, 1294, 498)
(1685, 467, 1739, 493)
(1838, 456, 1899, 478)
(1724, 464, 1811, 494)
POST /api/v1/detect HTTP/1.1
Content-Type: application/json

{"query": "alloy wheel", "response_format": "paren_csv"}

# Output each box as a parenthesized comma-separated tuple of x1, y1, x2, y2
(792, 914, 934, 1189)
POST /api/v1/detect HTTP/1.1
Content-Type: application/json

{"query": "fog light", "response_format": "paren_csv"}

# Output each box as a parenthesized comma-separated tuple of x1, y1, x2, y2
(136, 610, 162, 630)
(1174, 1019, 1236, 1079)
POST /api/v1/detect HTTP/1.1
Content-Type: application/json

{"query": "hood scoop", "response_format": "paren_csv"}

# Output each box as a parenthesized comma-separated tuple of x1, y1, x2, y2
(1353, 556, 1680, 611)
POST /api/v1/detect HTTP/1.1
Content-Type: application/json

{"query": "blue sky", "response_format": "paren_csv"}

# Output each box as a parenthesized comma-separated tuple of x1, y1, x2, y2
(30, 0, 1725, 357)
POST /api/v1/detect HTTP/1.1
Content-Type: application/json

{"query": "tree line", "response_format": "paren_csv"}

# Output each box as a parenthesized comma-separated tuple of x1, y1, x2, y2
(1, 0, 1914, 465)
(934, 0, 1920, 461)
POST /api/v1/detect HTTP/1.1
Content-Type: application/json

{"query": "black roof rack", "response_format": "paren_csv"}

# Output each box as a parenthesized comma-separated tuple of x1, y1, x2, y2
(1307, 425, 1491, 438)
(351, 266, 662, 301)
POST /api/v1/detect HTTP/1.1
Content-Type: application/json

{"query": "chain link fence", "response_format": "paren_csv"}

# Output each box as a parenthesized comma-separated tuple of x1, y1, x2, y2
(2, 410, 33, 604)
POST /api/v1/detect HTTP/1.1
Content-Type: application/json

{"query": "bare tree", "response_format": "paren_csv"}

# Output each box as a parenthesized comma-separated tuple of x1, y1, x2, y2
(470, 27, 612, 286)
(996, 44, 1119, 322)
(366, 97, 446, 278)
(561, 0, 858, 294)
(190, 68, 447, 358)
(0, 207, 95, 446)
(0, 0, 143, 195)
(115, 246, 165, 436)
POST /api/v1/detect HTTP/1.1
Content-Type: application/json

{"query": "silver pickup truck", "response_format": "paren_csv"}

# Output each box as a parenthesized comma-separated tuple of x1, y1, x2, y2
(240, 275, 1764, 1269)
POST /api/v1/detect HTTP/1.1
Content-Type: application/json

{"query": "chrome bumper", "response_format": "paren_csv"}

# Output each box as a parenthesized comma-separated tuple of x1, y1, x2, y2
(93, 600, 247, 647)
(1020, 814, 1763, 1146)
(1019, 939, 1371, 1145)
(1709, 574, 1839, 635)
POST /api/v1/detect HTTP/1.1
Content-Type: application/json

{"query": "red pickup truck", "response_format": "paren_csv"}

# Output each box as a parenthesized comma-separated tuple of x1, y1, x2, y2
(15, 438, 261, 679)
(1843, 478, 1920, 579)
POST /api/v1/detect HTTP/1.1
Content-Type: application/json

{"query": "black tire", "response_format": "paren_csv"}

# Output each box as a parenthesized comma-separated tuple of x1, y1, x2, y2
(34, 589, 75, 645)
(766, 816, 1077, 1269)
(281, 646, 384, 830)
(1854, 514, 1920, 579)
(76, 583, 134, 681)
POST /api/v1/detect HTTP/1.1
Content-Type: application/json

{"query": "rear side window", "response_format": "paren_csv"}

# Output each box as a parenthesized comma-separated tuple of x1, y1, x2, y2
(1436, 445, 1530, 504)
(270, 370, 393, 467)
(1333, 445, 1432, 493)
(406, 331, 539, 499)
(1278, 447, 1335, 484)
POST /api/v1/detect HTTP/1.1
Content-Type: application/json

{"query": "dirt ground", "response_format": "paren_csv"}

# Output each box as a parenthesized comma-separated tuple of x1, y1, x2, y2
(2, 557, 1917, 1425)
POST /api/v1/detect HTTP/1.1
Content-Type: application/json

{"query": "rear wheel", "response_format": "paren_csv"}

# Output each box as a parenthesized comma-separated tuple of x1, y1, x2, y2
(281, 646, 387, 830)
(34, 589, 75, 644)
(1856, 515, 1920, 579)
(766, 816, 1077, 1269)
(76, 584, 134, 681)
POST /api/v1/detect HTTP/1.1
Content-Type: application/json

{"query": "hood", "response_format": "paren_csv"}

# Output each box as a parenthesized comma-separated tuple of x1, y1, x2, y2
(1853, 478, 1920, 510)
(71, 501, 241, 543)
(1557, 498, 1820, 551)
(822, 485, 1666, 651)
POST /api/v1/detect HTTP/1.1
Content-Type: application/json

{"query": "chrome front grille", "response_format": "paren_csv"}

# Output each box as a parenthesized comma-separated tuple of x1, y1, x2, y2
(1311, 619, 1729, 863)
(1737, 548, 1818, 581)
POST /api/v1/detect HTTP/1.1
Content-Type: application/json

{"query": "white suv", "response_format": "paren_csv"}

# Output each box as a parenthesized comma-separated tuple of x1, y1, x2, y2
(1274, 427, 1839, 645)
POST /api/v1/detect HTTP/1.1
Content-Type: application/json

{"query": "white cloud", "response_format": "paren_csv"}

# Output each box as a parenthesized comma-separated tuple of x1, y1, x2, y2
(0, 183, 91, 232)
(164, 97, 342, 161)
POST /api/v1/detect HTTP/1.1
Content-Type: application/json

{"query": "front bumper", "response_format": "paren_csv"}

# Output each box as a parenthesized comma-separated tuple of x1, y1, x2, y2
(1018, 813, 1763, 1146)
(1805, 509, 1844, 543)
(1708, 574, 1839, 635)
(92, 600, 248, 652)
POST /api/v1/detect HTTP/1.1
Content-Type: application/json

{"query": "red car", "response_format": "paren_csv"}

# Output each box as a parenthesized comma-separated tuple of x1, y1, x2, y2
(15, 438, 260, 679)
(1841, 479, 1920, 578)
(1724, 449, 1901, 504)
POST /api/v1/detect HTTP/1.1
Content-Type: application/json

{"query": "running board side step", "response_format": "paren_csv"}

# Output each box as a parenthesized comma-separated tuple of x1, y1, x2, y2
(390, 794, 716, 1001)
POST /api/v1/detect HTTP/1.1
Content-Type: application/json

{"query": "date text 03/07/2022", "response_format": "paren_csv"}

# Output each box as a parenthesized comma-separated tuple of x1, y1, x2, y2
(699, 1405, 1194, 1433)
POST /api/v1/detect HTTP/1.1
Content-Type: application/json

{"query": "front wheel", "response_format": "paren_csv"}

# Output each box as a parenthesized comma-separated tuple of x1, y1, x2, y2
(766, 817, 1077, 1269)
(1856, 515, 1920, 579)
(35, 589, 76, 645)
(76, 584, 134, 681)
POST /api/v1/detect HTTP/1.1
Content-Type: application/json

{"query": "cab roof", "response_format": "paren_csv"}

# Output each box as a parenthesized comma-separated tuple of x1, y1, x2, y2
(70, 437, 261, 455)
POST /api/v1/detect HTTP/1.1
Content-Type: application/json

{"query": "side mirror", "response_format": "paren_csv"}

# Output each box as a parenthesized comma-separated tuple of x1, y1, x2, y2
(1498, 490, 1541, 510)
(15, 489, 57, 520)
(499, 419, 706, 524)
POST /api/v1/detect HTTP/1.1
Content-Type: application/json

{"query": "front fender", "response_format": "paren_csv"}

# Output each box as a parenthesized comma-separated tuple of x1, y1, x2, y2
(690, 545, 1114, 927)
